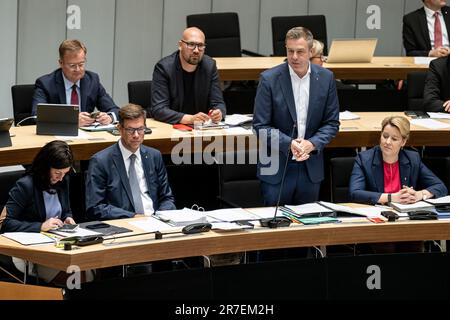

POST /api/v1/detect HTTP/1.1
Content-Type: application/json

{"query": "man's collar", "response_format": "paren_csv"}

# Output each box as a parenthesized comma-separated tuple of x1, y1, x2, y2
(62, 72, 80, 90)
(288, 62, 311, 80)
(424, 4, 442, 18)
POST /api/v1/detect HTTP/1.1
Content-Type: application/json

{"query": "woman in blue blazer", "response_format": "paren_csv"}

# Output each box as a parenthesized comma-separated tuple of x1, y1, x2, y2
(349, 116, 447, 205)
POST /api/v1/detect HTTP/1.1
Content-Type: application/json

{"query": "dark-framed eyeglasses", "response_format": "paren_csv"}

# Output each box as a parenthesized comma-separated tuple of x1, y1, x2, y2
(123, 126, 146, 135)
(181, 39, 206, 51)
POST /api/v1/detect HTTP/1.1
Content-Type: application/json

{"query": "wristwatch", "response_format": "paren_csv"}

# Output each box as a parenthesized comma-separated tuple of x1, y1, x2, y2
(387, 193, 392, 204)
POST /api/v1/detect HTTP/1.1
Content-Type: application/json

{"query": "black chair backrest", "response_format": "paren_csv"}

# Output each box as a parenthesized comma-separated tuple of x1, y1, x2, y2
(0, 169, 25, 213)
(330, 157, 355, 203)
(216, 150, 264, 208)
(11, 84, 35, 126)
(422, 157, 450, 192)
(127, 81, 152, 117)
(271, 15, 328, 56)
(187, 12, 242, 57)
(407, 71, 428, 111)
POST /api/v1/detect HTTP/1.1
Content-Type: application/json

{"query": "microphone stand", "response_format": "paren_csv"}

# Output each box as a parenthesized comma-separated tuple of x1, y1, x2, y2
(260, 124, 297, 228)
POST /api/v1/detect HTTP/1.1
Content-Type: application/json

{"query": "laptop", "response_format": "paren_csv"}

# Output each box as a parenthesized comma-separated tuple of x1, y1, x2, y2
(36, 103, 79, 136)
(0, 118, 14, 148)
(325, 38, 377, 63)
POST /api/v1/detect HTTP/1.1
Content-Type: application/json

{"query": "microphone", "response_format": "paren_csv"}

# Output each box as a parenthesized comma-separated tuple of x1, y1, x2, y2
(260, 123, 298, 228)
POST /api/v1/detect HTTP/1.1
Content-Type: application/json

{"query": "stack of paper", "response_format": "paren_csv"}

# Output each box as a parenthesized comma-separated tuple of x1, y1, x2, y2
(224, 114, 253, 126)
(155, 208, 208, 226)
(339, 110, 360, 120)
(389, 201, 434, 213)
(2, 232, 55, 246)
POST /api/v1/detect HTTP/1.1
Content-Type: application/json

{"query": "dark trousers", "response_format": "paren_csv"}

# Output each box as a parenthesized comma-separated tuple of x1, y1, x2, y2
(260, 162, 321, 206)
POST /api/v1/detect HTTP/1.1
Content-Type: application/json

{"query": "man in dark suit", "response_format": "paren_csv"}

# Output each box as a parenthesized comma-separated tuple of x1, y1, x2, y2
(151, 27, 226, 124)
(32, 39, 119, 127)
(253, 27, 340, 205)
(85, 104, 175, 220)
(424, 56, 450, 111)
(403, 0, 450, 57)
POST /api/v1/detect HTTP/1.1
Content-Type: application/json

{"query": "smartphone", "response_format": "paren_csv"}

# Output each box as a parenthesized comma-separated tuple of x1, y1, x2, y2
(90, 111, 100, 119)
(414, 111, 430, 119)
(57, 224, 79, 232)
(85, 222, 110, 230)
(404, 111, 417, 118)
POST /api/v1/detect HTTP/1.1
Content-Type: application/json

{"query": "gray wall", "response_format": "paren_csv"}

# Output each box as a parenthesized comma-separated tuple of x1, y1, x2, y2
(2, 0, 425, 118)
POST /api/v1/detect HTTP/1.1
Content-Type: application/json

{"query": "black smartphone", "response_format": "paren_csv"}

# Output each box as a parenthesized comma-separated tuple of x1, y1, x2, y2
(85, 223, 110, 230)
(404, 111, 417, 118)
(90, 111, 100, 119)
(381, 211, 399, 222)
(414, 111, 430, 119)
(56, 224, 79, 232)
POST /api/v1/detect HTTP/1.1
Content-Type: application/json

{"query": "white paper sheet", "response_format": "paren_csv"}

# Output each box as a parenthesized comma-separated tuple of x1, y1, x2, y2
(411, 119, 450, 129)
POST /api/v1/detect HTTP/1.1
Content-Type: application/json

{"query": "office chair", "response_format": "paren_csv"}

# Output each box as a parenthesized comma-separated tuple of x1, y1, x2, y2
(127, 81, 152, 117)
(407, 71, 428, 111)
(271, 15, 328, 56)
(215, 150, 264, 208)
(329, 157, 355, 203)
(11, 84, 35, 126)
(186, 12, 263, 57)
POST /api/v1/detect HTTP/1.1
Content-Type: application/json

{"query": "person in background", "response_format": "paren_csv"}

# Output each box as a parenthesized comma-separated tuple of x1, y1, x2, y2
(310, 39, 325, 66)
(85, 104, 175, 220)
(0, 140, 81, 284)
(403, 0, 450, 57)
(32, 39, 119, 127)
(151, 27, 226, 125)
(349, 115, 447, 204)
(423, 55, 450, 112)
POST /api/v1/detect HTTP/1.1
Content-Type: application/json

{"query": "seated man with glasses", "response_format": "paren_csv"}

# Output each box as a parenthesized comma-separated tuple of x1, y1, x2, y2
(85, 103, 175, 220)
(151, 27, 226, 125)
(32, 39, 119, 127)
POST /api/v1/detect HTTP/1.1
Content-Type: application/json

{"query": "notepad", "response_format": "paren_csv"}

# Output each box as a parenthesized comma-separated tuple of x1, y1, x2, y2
(2, 232, 55, 246)
(389, 201, 434, 213)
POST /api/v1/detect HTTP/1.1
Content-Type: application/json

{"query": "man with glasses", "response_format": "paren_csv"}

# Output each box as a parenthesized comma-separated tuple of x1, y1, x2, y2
(85, 103, 175, 220)
(151, 27, 226, 124)
(32, 39, 119, 127)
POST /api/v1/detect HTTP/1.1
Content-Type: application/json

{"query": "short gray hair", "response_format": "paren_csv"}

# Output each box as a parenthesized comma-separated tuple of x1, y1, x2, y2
(285, 27, 314, 49)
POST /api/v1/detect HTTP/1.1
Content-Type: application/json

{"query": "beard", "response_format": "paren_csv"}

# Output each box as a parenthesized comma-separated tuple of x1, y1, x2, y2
(185, 54, 202, 65)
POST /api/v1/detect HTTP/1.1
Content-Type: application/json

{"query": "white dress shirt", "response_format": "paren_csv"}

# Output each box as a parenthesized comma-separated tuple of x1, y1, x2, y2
(289, 63, 311, 140)
(118, 140, 154, 215)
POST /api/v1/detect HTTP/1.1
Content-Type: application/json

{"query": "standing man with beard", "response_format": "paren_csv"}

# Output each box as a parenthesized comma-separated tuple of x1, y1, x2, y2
(151, 27, 226, 124)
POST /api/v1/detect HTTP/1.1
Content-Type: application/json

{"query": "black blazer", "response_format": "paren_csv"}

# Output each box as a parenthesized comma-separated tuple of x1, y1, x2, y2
(32, 68, 119, 116)
(402, 6, 450, 56)
(1, 175, 72, 233)
(151, 51, 226, 124)
(424, 56, 450, 112)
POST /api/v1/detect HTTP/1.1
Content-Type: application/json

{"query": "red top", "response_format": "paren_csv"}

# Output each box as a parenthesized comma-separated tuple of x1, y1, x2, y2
(383, 161, 401, 193)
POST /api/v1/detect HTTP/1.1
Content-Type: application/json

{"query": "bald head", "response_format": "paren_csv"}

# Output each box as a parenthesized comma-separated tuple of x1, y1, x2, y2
(178, 27, 206, 71)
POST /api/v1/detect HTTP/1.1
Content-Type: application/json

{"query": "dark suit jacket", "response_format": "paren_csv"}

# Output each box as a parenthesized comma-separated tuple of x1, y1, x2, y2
(85, 143, 176, 220)
(424, 56, 450, 111)
(252, 62, 340, 185)
(349, 146, 447, 204)
(403, 6, 450, 56)
(1, 175, 72, 233)
(32, 69, 119, 116)
(151, 51, 226, 124)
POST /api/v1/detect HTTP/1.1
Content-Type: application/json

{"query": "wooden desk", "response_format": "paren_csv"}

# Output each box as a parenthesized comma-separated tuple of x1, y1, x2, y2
(331, 112, 450, 147)
(1, 214, 450, 271)
(215, 56, 428, 81)
(0, 120, 254, 166)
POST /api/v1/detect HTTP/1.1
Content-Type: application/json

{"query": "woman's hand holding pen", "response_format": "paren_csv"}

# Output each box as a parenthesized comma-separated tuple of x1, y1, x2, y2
(41, 217, 63, 231)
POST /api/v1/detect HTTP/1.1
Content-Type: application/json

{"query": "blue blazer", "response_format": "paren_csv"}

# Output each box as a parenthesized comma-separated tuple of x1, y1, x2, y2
(32, 69, 119, 116)
(349, 146, 448, 204)
(85, 143, 176, 220)
(1, 175, 72, 233)
(253, 62, 340, 185)
(151, 51, 226, 124)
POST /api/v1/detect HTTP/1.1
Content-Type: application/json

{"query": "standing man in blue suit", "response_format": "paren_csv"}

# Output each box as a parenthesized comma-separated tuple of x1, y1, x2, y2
(253, 27, 340, 205)
(32, 39, 119, 127)
(85, 104, 175, 220)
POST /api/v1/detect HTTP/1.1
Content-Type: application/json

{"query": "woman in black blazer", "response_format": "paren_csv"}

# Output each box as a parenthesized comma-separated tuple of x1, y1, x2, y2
(1, 140, 75, 232)
(0, 140, 78, 284)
